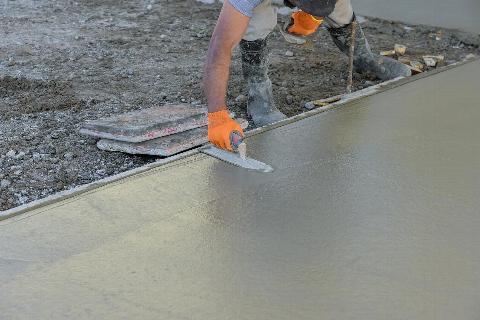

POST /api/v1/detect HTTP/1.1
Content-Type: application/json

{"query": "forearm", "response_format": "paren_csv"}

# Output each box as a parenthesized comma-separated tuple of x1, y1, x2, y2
(203, 1, 250, 114)
(203, 33, 233, 113)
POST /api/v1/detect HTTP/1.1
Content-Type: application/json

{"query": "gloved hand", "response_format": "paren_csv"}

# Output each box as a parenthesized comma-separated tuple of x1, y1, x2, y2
(286, 11, 324, 36)
(208, 109, 244, 151)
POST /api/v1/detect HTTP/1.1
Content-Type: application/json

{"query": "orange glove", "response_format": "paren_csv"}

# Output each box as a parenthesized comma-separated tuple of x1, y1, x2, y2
(287, 11, 323, 36)
(208, 110, 244, 151)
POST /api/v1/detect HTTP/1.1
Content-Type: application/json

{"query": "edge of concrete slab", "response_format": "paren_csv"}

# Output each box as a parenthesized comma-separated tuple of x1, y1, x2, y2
(245, 57, 478, 138)
(1, 58, 477, 222)
(0, 149, 201, 222)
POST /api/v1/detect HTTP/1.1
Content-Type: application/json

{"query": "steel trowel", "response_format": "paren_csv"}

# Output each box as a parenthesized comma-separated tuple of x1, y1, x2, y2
(201, 131, 274, 173)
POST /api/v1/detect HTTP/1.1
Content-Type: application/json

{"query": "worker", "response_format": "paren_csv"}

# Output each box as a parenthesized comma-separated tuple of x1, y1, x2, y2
(204, 0, 411, 151)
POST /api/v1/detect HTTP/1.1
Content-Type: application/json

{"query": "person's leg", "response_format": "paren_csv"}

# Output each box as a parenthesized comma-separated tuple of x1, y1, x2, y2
(326, 0, 353, 27)
(240, 0, 286, 126)
(325, 0, 411, 80)
(242, 0, 277, 41)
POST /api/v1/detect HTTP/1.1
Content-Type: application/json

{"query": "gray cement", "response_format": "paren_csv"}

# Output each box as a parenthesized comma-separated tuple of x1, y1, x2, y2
(354, 0, 480, 34)
(1, 60, 479, 319)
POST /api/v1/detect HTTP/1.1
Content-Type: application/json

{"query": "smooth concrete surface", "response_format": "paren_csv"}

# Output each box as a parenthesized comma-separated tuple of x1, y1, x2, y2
(354, 0, 480, 34)
(1, 61, 480, 319)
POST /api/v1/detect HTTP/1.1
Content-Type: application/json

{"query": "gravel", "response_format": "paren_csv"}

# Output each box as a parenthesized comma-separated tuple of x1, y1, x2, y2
(1, 0, 479, 211)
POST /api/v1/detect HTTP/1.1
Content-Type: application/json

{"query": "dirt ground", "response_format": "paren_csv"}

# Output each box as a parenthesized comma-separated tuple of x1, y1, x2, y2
(1, 0, 479, 211)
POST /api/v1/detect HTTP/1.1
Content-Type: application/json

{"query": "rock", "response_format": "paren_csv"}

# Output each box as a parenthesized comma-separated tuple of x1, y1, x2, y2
(279, 87, 288, 95)
(398, 57, 411, 65)
(394, 44, 407, 55)
(32, 153, 42, 161)
(235, 94, 247, 103)
(304, 101, 315, 110)
(405, 64, 423, 75)
(285, 50, 294, 57)
(423, 56, 437, 67)
(64, 152, 75, 161)
(14, 151, 26, 160)
(286, 95, 294, 105)
(1, 179, 11, 188)
(380, 50, 396, 56)
(50, 131, 61, 139)
(465, 53, 477, 60)
(10, 166, 21, 172)
(6, 150, 16, 158)
(410, 60, 424, 71)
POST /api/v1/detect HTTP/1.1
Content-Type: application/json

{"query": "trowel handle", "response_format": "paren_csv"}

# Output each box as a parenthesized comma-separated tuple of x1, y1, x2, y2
(230, 131, 244, 151)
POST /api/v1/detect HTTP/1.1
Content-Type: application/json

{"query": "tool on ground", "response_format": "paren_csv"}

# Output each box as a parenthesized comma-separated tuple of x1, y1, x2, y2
(304, 95, 342, 110)
(346, 20, 357, 94)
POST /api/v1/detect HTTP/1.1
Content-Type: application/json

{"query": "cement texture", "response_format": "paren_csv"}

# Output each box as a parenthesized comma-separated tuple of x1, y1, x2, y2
(1, 60, 480, 319)
(355, 0, 480, 34)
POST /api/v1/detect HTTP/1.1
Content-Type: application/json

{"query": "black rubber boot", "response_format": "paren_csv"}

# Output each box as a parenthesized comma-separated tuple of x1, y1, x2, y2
(327, 16, 412, 80)
(240, 38, 286, 127)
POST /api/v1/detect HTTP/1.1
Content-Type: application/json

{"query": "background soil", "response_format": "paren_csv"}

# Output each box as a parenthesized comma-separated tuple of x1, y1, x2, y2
(1, 0, 479, 211)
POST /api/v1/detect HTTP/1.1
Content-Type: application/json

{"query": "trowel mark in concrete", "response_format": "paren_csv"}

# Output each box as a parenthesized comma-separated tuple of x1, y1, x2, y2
(80, 104, 207, 143)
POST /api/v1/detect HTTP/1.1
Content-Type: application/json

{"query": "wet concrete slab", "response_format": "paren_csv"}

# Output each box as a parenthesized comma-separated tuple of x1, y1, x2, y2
(1, 61, 480, 319)
(79, 104, 207, 143)
(355, 0, 480, 34)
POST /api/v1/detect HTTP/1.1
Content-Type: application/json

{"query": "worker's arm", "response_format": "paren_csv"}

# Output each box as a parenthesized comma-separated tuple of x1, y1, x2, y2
(203, 1, 250, 150)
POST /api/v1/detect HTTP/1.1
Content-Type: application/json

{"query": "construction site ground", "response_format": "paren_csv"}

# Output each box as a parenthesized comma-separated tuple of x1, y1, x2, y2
(2, 57, 480, 319)
(1, 0, 480, 211)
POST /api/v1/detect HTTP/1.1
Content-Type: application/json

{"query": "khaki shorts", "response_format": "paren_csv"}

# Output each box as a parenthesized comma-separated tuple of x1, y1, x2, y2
(243, 0, 353, 41)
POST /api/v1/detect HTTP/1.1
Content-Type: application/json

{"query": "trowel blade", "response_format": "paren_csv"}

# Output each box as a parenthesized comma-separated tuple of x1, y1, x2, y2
(201, 146, 274, 173)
